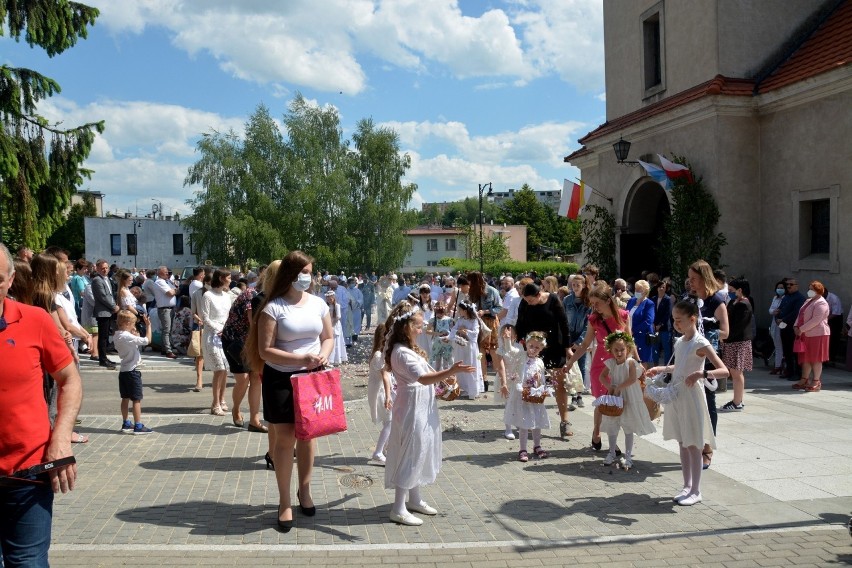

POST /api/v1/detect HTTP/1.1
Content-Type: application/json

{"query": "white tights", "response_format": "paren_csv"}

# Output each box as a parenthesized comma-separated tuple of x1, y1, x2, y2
(392, 486, 423, 516)
(518, 428, 542, 452)
(679, 445, 703, 496)
(374, 420, 392, 458)
(606, 432, 634, 459)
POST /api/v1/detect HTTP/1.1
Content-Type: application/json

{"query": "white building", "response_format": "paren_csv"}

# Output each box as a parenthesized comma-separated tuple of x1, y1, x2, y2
(84, 215, 198, 270)
(402, 224, 528, 271)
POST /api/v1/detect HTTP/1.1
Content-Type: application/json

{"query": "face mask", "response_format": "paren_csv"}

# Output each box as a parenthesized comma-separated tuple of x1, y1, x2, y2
(292, 273, 312, 291)
(444, 286, 452, 292)
(634, 292, 643, 299)
(776, 288, 785, 295)
(728, 291, 737, 301)
(807, 290, 817, 299)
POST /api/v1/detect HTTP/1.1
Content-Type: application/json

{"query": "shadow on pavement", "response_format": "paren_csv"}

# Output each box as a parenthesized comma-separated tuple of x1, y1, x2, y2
(138, 455, 267, 472)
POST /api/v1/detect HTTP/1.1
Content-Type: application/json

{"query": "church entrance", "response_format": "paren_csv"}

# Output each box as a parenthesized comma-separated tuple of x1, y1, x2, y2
(619, 180, 670, 280)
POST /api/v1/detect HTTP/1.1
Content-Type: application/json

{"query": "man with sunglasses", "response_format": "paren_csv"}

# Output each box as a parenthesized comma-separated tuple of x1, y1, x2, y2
(776, 279, 806, 379)
(0, 243, 82, 566)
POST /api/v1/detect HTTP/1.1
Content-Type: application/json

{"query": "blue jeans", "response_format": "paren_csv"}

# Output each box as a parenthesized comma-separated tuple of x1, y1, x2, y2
(0, 480, 53, 567)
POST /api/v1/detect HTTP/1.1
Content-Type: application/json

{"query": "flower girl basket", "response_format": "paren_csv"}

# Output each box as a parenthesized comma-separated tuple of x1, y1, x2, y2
(593, 393, 624, 417)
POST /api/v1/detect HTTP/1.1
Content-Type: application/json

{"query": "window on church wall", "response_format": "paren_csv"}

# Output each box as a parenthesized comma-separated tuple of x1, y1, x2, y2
(802, 199, 830, 255)
(641, 3, 666, 98)
(791, 186, 839, 273)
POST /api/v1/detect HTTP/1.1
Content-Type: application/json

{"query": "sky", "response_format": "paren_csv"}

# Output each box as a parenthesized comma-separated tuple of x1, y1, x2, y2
(3, 0, 606, 219)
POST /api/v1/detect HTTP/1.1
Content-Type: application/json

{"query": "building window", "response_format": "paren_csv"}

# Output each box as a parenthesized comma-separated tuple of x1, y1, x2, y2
(445, 238, 457, 251)
(791, 185, 839, 273)
(110, 234, 121, 256)
(189, 234, 199, 255)
(426, 238, 438, 251)
(126, 233, 137, 256)
(427, 260, 438, 267)
(173, 234, 184, 255)
(641, 3, 666, 98)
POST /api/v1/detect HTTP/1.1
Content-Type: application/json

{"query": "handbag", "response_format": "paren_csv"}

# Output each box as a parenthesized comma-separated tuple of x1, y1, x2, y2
(793, 337, 806, 353)
(187, 330, 202, 357)
(290, 368, 347, 441)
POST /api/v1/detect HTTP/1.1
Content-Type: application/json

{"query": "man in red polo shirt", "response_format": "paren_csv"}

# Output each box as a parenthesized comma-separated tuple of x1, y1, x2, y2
(0, 243, 82, 567)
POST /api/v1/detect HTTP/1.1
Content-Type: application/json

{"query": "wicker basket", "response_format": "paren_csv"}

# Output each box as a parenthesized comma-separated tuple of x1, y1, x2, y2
(436, 377, 460, 401)
(521, 386, 549, 404)
(595, 393, 624, 417)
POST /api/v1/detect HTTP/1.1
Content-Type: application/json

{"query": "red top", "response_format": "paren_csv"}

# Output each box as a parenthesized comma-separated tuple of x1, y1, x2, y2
(0, 299, 74, 475)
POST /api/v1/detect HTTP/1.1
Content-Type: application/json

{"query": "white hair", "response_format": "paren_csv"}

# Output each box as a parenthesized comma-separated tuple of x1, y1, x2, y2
(0, 243, 14, 276)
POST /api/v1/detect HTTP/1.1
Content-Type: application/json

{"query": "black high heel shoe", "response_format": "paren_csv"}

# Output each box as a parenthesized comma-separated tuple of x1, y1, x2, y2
(276, 506, 292, 533)
(297, 490, 316, 517)
(265, 452, 274, 470)
(591, 437, 602, 451)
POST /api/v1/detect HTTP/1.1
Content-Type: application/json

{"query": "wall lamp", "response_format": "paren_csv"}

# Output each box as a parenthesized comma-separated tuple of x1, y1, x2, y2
(613, 136, 639, 166)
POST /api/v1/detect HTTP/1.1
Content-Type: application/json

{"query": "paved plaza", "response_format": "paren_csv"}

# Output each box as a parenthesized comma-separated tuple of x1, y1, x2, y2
(49, 354, 852, 566)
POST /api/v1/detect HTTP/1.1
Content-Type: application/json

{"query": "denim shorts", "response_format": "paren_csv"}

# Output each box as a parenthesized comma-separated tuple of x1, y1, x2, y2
(118, 369, 144, 401)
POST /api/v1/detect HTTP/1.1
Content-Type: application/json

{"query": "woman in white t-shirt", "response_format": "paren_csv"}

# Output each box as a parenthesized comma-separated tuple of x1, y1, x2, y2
(245, 251, 334, 533)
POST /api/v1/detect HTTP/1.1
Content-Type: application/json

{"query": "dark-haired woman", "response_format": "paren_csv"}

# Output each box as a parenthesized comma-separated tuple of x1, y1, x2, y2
(244, 251, 334, 532)
(719, 278, 753, 411)
(515, 281, 572, 438)
(201, 269, 234, 416)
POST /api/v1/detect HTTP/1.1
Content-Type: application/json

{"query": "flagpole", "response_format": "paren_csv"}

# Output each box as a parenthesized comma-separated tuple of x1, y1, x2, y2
(574, 178, 612, 204)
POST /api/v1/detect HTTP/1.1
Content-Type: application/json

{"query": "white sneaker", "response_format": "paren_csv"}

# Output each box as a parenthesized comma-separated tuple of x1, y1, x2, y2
(603, 453, 615, 466)
(390, 511, 423, 526)
(672, 489, 690, 503)
(406, 501, 438, 515)
(678, 493, 702, 506)
(368, 454, 386, 466)
(503, 430, 516, 440)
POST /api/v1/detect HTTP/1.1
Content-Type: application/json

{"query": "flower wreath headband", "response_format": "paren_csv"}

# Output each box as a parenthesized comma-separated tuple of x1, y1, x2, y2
(604, 330, 634, 349)
(525, 331, 547, 345)
(393, 307, 421, 323)
(458, 301, 477, 312)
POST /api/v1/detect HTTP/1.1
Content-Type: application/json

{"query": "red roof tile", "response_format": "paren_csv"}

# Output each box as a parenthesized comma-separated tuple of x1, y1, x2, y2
(758, 0, 852, 92)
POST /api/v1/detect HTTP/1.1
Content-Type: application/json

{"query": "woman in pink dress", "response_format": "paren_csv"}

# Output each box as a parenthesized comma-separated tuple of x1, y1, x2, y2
(566, 282, 632, 452)
(792, 280, 830, 392)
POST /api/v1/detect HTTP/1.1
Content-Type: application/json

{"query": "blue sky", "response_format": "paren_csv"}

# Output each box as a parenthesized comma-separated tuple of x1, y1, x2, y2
(3, 0, 605, 218)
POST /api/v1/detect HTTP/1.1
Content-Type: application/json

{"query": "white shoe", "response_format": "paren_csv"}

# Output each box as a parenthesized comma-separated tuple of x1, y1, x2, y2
(603, 453, 615, 466)
(368, 454, 386, 466)
(406, 501, 438, 515)
(390, 511, 423, 526)
(503, 430, 516, 440)
(672, 488, 690, 503)
(678, 493, 702, 506)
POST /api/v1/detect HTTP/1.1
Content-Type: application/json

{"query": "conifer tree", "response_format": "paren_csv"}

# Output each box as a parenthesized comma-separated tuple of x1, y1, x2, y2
(0, 1, 104, 250)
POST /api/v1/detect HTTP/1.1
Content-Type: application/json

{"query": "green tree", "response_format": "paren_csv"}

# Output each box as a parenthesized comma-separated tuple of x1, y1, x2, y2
(499, 184, 558, 259)
(348, 119, 417, 273)
(0, 1, 105, 250)
(442, 196, 502, 228)
(658, 156, 726, 286)
(46, 191, 96, 258)
(581, 204, 617, 281)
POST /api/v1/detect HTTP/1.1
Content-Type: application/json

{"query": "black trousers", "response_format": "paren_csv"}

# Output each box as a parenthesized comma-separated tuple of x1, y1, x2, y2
(96, 316, 112, 363)
(780, 325, 800, 377)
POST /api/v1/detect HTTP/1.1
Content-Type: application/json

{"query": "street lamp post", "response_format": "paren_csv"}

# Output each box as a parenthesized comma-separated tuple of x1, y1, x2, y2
(478, 182, 493, 274)
(133, 220, 142, 269)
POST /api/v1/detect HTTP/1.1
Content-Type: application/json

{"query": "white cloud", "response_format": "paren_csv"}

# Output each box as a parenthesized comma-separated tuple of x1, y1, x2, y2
(88, 0, 604, 93)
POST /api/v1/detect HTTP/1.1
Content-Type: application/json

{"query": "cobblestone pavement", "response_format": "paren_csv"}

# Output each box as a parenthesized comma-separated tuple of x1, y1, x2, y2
(50, 362, 852, 566)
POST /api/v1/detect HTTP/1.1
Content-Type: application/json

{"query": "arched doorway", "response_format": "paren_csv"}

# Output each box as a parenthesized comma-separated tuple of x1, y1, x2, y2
(619, 180, 670, 280)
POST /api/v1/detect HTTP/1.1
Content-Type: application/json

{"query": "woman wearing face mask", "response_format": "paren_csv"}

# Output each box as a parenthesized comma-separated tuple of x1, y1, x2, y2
(625, 280, 656, 368)
(244, 251, 334, 532)
(791, 281, 830, 392)
(719, 278, 754, 411)
(768, 280, 787, 375)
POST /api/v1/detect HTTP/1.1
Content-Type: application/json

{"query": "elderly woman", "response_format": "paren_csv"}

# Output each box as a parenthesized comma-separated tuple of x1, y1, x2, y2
(792, 281, 830, 392)
(626, 280, 656, 367)
(613, 278, 631, 309)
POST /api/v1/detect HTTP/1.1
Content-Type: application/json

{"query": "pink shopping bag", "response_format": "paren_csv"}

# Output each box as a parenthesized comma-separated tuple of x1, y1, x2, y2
(290, 368, 347, 441)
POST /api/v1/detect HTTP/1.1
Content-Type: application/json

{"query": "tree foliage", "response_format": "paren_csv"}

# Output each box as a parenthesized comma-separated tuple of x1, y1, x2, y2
(45, 190, 96, 259)
(499, 184, 581, 260)
(0, 1, 105, 250)
(184, 96, 416, 272)
(658, 156, 727, 286)
(581, 204, 617, 281)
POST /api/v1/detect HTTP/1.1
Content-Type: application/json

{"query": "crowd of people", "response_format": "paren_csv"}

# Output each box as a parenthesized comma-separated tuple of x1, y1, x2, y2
(3, 241, 851, 553)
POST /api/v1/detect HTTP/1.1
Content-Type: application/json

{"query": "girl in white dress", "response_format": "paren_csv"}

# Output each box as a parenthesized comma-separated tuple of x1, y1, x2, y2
(597, 332, 656, 469)
(449, 302, 482, 398)
(325, 291, 348, 365)
(415, 284, 434, 360)
(502, 331, 552, 461)
(367, 323, 394, 465)
(384, 304, 475, 526)
(430, 302, 454, 371)
(645, 300, 728, 506)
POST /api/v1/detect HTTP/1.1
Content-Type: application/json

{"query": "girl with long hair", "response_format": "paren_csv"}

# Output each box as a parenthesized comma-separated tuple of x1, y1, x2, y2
(244, 251, 333, 532)
(383, 303, 473, 526)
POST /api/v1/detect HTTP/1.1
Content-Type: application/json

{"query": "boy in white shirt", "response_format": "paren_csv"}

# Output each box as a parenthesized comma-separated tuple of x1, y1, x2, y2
(113, 310, 154, 435)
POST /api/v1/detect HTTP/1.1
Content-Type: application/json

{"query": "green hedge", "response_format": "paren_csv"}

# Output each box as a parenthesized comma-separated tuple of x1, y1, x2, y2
(438, 258, 579, 276)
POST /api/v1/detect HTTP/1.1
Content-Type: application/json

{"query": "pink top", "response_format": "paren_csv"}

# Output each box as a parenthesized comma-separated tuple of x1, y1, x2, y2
(795, 297, 830, 337)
